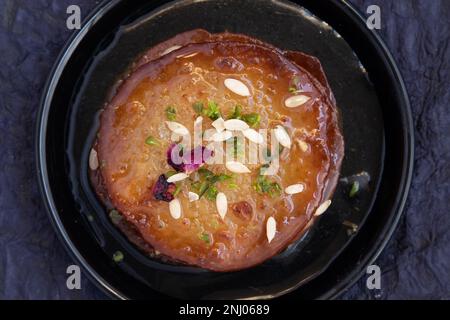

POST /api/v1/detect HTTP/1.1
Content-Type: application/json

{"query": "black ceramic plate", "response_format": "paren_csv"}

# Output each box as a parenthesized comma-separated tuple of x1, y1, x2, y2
(36, 0, 413, 299)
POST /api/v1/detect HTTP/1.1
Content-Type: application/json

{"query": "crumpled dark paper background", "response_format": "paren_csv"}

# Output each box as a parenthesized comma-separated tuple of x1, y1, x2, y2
(0, 0, 448, 299)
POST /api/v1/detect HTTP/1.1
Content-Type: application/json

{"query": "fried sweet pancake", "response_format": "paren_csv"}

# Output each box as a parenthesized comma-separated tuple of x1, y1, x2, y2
(90, 31, 344, 271)
(134, 29, 335, 103)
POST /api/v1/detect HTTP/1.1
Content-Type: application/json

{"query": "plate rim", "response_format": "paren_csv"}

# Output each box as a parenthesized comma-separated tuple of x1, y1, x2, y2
(35, 0, 414, 300)
(314, 1, 414, 299)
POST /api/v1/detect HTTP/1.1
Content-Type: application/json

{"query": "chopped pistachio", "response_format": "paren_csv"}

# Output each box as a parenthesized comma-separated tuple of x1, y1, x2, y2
(198, 181, 210, 197)
(165, 106, 177, 120)
(254, 175, 282, 197)
(112, 251, 124, 263)
(173, 183, 182, 197)
(145, 136, 159, 146)
(199, 233, 211, 244)
(228, 183, 238, 189)
(349, 181, 360, 198)
(205, 185, 218, 200)
(203, 101, 221, 120)
(228, 105, 260, 127)
(242, 113, 260, 128)
(209, 173, 232, 184)
(192, 101, 204, 114)
(198, 168, 214, 178)
(271, 182, 282, 197)
(193, 169, 231, 200)
(228, 105, 242, 120)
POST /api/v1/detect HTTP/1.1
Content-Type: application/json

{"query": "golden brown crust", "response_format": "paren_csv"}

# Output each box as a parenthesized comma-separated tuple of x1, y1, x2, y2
(91, 30, 344, 271)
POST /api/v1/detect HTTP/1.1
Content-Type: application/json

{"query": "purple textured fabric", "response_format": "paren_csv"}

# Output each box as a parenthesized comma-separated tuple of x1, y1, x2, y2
(0, 0, 448, 299)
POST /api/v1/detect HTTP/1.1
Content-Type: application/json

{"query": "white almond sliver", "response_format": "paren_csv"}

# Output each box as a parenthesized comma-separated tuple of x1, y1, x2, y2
(224, 119, 249, 131)
(208, 130, 233, 142)
(266, 217, 276, 243)
(224, 78, 251, 97)
(178, 52, 198, 59)
(160, 45, 182, 56)
(167, 173, 189, 183)
(285, 183, 304, 194)
(243, 128, 264, 144)
(274, 125, 291, 148)
(194, 116, 203, 126)
(297, 139, 309, 152)
(216, 192, 228, 219)
(169, 199, 182, 219)
(285, 95, 311, 108)
(188, 192, 199, 202)
(165, 121, 189, 136)
(89, 148, 99, 170)
(225, 161, 251, 173)
(314, 200, 332, 216)
(212, 117, 225, 132)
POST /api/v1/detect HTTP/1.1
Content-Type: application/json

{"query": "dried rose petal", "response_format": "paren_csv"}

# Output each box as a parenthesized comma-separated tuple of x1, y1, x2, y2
(152, 174, 176, 202)
(167, 144, 213, 173)
(182, 146, 214, 173)
(167, 144, 185, 172)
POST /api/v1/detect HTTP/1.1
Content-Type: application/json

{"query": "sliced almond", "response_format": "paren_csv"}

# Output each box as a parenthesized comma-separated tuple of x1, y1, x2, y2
(165, 121, 189, 136)
(194, 116, 203, 126)
(188, 192, 199, 202)
(89, 148, 99, 170)
(297, 139, 309, 152)
(266, 217, 276, 243)
(274, 125, 291, 148)
(285, 95, 310, 108)
(178, 52, 198, 59)
(160, 45, 182, 56)
(243, 128, 264, 144)
(212, 117, 225, 132)
(167, 173, 189, 183)
(216, 192, 228, 219)
(314, 200, 332, 216)
(169, 199, 182, 219)
(224, 119, 249, 131)
(224, 78, 251, 97)
(208, 130, 233, 142)
(285, 183, 304, 194)
(225, 161, 251, 173)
